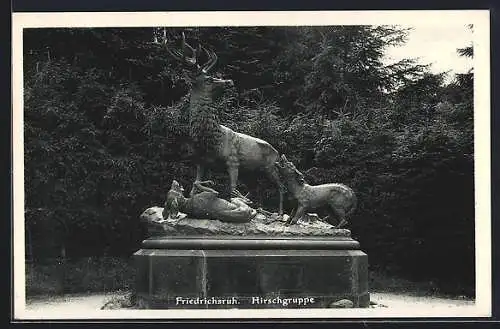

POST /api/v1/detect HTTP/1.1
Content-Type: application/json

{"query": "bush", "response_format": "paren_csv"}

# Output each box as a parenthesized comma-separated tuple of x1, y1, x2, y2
(26, 257, 135, 297)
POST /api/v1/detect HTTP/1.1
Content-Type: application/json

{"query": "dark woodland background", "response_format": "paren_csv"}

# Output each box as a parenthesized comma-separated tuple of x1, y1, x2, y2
(23, 26, 474, 297)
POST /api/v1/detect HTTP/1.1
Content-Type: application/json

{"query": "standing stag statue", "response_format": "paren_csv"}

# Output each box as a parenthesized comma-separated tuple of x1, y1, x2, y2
(156, 31, 285, 215)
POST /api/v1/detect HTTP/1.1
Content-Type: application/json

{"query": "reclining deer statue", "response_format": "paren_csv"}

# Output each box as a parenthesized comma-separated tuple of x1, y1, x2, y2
(156, 31, 285, 215)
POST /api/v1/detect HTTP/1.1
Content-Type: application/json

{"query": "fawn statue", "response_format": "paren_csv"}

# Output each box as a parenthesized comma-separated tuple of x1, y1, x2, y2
(275, 154, 357, 228)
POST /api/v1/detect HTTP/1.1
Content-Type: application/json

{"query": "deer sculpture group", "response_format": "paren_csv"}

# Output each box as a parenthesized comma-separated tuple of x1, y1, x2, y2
(157, 31, 285, 215)
(155, 31, 357, 228)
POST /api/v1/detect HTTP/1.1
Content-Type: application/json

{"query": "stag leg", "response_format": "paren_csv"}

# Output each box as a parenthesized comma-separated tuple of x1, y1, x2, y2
(190, 164, 206, 197)
(278, 187, 284, 216)
(267, 165, 285, 216)
(227, 163, 253, 203)
(286, 205, 305, 226)
(228, 164, 240, 198)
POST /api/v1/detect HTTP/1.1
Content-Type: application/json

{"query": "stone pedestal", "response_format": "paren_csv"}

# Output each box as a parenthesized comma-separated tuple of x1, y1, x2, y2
(133, 236, 369, 309)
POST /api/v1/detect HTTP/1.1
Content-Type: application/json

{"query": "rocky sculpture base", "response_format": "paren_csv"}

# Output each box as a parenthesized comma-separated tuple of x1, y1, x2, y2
(140, 206, 351, 237)
(133, 235, 369, 309)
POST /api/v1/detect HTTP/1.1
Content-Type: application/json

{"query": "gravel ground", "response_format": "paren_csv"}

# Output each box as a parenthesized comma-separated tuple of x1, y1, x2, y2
(369, 292, 475, 309)
(25, 293, 112, 313)
(22, 292, 475, 315)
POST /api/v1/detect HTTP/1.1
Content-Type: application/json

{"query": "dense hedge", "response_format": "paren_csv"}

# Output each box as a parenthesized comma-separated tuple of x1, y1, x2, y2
(23, 26, 474, 295)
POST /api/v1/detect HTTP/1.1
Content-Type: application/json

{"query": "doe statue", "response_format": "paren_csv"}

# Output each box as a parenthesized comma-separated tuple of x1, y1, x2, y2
(275, 154, 357, 228)
(156, 31, 285, 215)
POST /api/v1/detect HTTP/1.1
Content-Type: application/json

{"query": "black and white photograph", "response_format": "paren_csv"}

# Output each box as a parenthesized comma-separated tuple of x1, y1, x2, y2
(12, 10, 491, 320)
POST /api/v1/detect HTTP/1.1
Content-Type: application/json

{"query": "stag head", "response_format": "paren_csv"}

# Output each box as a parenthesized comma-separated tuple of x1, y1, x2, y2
(155, 29, 233, 89)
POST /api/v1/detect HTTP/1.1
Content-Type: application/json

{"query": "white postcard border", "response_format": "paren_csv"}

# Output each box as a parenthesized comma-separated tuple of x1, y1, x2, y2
(12, 10, 492, 320)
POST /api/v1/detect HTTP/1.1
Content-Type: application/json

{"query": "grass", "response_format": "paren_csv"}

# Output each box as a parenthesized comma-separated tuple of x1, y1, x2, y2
(369, 270, 474, 300)
(26, 256, 135, 298)
(370, 270, 439, 294)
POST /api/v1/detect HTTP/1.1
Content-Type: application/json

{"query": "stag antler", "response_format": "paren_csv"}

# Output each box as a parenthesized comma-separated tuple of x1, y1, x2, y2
(178, 32, 197, 65)
(155, 29, 218, 73)
(201, 46, 218, 73)
(154, 30, 197, 67)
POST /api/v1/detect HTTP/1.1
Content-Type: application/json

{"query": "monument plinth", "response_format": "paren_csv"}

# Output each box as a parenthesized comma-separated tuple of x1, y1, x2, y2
(134, 234, 369, 309)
